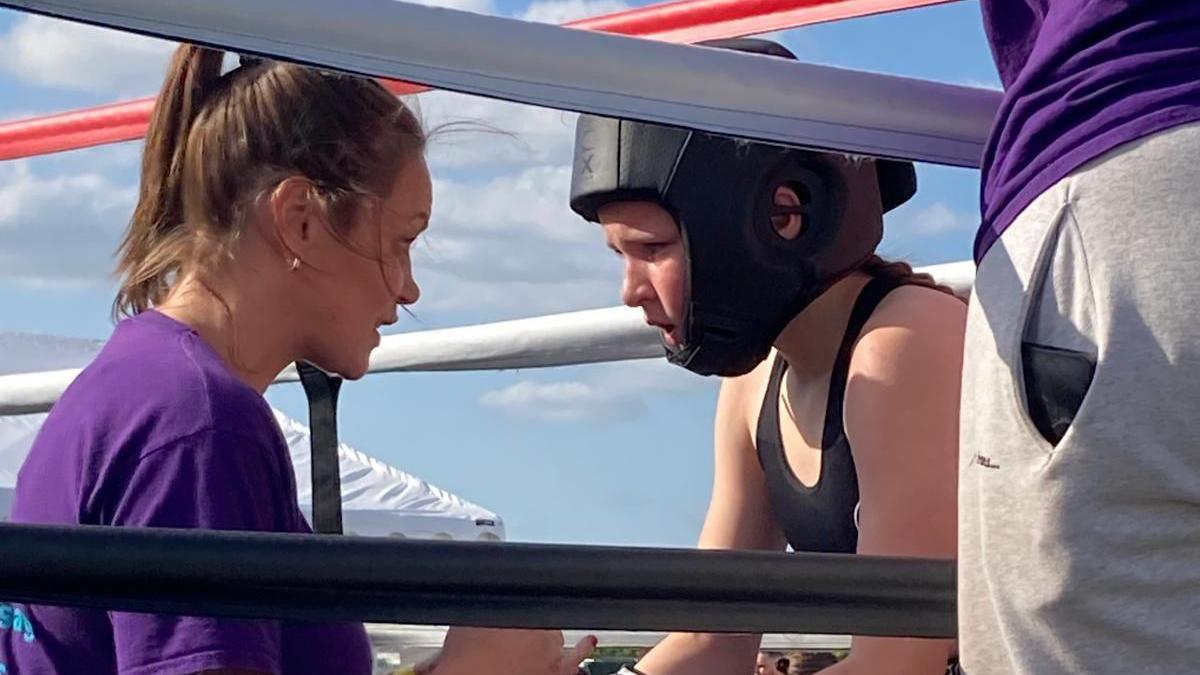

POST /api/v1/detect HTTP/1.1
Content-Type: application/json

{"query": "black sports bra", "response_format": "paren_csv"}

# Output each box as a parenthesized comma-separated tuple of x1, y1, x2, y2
(754, 276, 901, 554)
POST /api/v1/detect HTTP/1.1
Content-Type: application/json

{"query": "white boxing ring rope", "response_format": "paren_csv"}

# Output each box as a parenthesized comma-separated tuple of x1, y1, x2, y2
(0, 0, 999, 168)
(0, 261, 975, 417)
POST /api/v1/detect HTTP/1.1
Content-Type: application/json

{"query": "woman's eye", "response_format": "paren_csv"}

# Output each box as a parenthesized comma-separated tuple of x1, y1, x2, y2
(388, 237, 417, 260)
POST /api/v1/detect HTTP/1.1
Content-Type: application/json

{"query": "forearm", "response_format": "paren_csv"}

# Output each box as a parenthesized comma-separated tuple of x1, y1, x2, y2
(633, 632, 761, 675)
(820, 638, 953, 675)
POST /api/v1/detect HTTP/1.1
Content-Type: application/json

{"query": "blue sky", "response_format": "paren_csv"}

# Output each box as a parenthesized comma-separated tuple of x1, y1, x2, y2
(0, 0, 996, 546)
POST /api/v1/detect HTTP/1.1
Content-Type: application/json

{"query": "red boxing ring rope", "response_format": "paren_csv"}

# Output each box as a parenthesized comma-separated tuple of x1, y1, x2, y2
(0, 0, 958, 161)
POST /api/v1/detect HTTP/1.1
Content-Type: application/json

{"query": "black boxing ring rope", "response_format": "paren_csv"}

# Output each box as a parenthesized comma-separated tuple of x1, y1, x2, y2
(0, 522, 955, 638)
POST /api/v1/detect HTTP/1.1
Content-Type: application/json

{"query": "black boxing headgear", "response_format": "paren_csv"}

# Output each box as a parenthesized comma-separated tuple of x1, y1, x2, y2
(569, 39, 917, 377)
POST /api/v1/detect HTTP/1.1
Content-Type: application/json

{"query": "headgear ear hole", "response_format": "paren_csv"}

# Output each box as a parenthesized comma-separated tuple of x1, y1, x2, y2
(769, 181, 810, 240)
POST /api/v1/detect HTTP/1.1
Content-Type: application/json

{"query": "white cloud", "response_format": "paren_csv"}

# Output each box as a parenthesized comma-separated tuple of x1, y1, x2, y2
(0, 161, 137, 287)
(481, 379, 644, 421)
(0, 12, 617, 320)
(590, 359, 715, 396)
(520, 0, 630, 24)
(413, 268, 617, 316)
(409, 161, 622, 315)
(0, 15, 173, 96)
(432, 164, 590, 243)
(0, 332, 103, 376)
(0, 155, 619, 313)
(0, 2, 516, 101)
(415, 231, 609, 284)
(894, 202, 972, 236)
(957, 77, 1003, 91)
(479, 359, 717, 422)
(417, 92, 580, 169)
(0, 134, 614, 316)
(409, 0, 498, 14)
(31, 141, 145, 175)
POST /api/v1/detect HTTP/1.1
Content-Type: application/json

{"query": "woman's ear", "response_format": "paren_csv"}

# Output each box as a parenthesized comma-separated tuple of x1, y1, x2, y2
(770, 184, 806, 240)
(266, 176, 317, 265)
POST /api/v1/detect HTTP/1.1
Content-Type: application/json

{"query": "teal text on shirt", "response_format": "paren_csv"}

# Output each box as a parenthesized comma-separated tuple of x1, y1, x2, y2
(0, 604, 35, 643)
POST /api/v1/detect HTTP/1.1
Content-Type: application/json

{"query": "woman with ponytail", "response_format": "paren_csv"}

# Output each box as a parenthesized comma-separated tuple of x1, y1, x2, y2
(0, 45, 592, 675)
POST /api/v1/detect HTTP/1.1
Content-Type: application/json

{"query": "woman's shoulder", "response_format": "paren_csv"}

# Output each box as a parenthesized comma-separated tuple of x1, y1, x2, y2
(843, 284, 967, 434)
(853, 284, 967, 368)
(50, 314, 277, 457)
(19, 316, 289, 526)
(874, 283, 967, 329)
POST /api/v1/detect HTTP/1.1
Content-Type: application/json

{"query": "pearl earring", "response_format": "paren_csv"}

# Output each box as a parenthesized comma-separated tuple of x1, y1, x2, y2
(290, 257, 301, 271)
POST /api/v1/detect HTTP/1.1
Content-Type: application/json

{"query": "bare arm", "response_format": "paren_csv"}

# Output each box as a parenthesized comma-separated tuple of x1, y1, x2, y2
(635, 364, 788, 675)
(823, 289, 965, 675)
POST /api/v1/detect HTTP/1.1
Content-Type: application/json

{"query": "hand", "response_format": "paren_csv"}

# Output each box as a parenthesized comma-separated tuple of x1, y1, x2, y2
(430, 627, 597, 675)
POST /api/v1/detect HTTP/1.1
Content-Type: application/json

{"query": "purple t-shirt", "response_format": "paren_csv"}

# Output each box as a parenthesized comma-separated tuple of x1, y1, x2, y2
(0, 310, 371, 675)
(976, 1, 1200, 261)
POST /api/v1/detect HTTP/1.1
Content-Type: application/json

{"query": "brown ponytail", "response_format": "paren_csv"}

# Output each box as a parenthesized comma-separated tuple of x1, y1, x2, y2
(113, 44, 426, 319)
(859, 254, 960, 297)
(115, 45, 225, 318)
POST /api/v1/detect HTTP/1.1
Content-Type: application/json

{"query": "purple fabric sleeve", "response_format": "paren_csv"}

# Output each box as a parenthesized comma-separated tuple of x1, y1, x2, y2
(106, 429, 288, 675)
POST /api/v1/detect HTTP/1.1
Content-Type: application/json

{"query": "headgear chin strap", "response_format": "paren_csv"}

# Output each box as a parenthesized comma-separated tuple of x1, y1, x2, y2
(568, 39, 916, 377)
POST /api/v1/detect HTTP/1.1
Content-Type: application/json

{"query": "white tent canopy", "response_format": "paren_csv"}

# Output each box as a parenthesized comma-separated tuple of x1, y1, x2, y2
(0, 333, 504, 541)
(278, 410, 503, 540)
